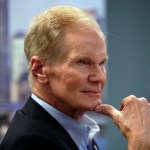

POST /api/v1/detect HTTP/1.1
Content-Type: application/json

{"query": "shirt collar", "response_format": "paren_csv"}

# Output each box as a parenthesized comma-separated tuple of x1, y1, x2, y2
(31, 93, 100, 148)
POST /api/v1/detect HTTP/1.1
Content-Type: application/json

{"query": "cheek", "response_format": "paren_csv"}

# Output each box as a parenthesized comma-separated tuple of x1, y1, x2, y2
(102, 67, 107, 82)
(63, 72, 84, 92)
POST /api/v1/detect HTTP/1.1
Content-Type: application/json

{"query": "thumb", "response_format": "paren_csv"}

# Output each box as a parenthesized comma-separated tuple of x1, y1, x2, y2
(95, 104, 121, 119)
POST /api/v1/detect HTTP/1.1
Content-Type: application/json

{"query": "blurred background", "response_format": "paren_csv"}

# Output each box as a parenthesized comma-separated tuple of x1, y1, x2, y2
(0, 0, 150, 150)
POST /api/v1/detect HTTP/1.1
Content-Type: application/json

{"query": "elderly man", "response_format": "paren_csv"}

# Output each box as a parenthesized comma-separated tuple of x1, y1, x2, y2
(0, 6, 150, 150)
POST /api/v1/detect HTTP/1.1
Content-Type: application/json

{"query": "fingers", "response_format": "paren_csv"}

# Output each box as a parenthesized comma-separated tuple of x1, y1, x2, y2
(120, 95, 137, 111)
(95, 104, 121, 119)
(95, 96, 149, 122)
(120, 95, 149, 111)
(138, 97, 149, 104)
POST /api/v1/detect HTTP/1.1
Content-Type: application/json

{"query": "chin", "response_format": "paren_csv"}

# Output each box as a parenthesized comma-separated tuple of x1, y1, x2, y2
(76, 98, 101, 111)
(82, 103, 99, 112)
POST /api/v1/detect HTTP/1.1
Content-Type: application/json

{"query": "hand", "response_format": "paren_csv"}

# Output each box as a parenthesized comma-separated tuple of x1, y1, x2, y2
(95, 95, 150, 150)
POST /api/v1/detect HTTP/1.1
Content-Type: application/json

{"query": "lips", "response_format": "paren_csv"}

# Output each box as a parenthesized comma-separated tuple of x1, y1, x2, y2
(81, 90, 101, 97)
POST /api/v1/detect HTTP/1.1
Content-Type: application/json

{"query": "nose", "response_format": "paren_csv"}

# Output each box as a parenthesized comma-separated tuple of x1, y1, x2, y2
(88, 65, 106, 84)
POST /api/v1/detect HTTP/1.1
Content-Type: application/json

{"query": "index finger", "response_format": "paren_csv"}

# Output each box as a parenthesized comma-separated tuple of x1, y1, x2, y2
(95, 104, 121, 119)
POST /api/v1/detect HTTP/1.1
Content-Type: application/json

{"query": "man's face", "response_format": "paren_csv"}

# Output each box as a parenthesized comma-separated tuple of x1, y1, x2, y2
(45, 25, 107, 116)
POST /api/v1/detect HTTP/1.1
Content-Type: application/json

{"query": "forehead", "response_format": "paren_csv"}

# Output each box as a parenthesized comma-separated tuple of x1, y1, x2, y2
(62, 25, 107, 61)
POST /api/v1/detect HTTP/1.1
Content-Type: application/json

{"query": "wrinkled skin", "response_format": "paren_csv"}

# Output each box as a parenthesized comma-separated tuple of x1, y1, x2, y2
(31, 25, 107, 120)
(95, 95, 150, 150)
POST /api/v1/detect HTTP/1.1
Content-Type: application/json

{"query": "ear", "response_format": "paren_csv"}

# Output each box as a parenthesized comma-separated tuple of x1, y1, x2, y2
(30, 56, 48, 83)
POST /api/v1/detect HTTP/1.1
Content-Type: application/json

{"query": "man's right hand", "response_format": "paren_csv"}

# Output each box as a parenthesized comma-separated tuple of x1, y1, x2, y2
(95, 95, 150, 150)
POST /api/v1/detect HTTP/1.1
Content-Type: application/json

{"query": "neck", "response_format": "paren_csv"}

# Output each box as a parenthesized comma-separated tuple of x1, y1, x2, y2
(32, 85, 85, 120)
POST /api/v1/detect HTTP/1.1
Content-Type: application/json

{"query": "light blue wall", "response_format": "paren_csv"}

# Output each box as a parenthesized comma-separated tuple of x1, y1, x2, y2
(106, 0, 150, 149)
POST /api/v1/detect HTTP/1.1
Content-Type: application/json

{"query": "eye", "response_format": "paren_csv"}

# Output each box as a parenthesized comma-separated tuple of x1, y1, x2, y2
(99, 60, 107, 66)
(77, 59, 89, 66)
(77, 60, 85, 64)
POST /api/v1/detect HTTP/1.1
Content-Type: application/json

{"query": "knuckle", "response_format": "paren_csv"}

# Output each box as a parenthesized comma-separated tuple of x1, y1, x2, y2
(127, 95, 138, 104)
(122, 95, 137, 104)
(121, 95, 138, 110)
(138, 97, 148, 104)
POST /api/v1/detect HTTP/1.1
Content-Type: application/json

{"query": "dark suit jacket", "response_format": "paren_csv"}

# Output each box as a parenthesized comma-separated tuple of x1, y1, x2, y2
(0, 97, 79, 150)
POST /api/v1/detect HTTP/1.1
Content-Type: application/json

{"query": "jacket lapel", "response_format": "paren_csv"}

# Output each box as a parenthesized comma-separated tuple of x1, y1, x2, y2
(92, 139, 100, 150)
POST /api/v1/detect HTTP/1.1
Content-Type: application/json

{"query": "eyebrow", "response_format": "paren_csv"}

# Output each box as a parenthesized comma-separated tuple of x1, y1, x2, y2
(73, 55, 109, 63)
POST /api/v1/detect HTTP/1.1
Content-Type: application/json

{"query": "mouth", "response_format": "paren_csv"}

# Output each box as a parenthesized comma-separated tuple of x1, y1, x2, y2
(81, 90, 101, 97)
